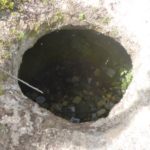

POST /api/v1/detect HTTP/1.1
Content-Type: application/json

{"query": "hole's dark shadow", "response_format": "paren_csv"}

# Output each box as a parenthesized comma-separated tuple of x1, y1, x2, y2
(18, 28, 132, 123)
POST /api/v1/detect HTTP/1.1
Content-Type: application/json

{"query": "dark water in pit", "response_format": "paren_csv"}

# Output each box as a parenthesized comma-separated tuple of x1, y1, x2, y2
(18, 29, 132, 123)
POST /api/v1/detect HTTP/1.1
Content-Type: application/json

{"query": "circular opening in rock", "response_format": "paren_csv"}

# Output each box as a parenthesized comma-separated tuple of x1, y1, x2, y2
(18, 28, 132, 123)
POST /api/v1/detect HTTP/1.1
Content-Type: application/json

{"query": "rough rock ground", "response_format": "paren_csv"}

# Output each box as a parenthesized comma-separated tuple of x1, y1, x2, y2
(0, 0, 150, 149)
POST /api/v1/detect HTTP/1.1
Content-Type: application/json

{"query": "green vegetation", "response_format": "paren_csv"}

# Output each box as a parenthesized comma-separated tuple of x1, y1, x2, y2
(0, 0, 14, 10)
(42, 0, 48, 4)
(79, 13, 86, 21)
(120, 69, 133, 93)
(17, 31, 25, 40)
(54, 11, 64, 22)
(0, 0, 33, 11)
(0, 71, 8, 82)
(0, 85, 4, 96)
(111, 68, 133, 94)
(0, 123, 8, 135)
(11, 29, 25, 40)
(101, 16, 112, 25)
(34, 23, 40, 33)
(1, 51, 12, 60)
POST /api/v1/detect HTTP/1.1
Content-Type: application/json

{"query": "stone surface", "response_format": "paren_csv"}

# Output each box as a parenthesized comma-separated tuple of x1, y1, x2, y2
(35, 96, 46, 104)
(72, 96, 82, 104)
(0, 0, 150, 150)
(105, 68, 116, 78)
(96, 109, 107, 117)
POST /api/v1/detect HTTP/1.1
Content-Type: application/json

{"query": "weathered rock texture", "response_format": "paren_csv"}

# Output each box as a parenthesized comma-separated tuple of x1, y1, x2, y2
(0, 0, 150, 150)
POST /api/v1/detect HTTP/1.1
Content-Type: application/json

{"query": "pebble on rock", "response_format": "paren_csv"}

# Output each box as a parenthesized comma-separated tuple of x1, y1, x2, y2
(72, 76, 80, 83)
(89, 91, 93, 96)
(91, 113, 97, 120)
(62, 101, 68, 106)
(90, 104, 97, 112)
(105, 102, 115, 110)
(35, 96, 46, 104)
(94, 68, 101, 77)
(96, 81, 100, 86)
(97, 100, 105, 108)
(70, 117, 80, 123)
(96, 109, 106, 117)
(53, 104, 62, 111)
(68, 106, 76, 113)
(88, 77, 92, 84)
(73, 96, 82, 104)
(106, 68, 116, 78)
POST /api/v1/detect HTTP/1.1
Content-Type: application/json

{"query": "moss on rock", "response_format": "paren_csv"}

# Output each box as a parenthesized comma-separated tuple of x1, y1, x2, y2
(0, 84, 4, 96)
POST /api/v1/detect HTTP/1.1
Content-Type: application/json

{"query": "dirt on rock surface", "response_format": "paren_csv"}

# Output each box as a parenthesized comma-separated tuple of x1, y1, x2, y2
(0, 0, 150, 150)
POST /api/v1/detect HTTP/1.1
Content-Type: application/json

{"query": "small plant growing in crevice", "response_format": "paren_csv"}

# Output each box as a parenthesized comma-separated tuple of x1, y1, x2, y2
(11, 29, 25, 40)
(1, 50, 11, 60)
(0, 85, 4, 96)
(54, 11, 64, 22)
(0, 123, 8, 135)
(101, 16, 112, 25)
(120, 69, 133, 93)
(0, 0, 14, 10)
(17, 31, 25, 40)
(79, 13, 86, 21)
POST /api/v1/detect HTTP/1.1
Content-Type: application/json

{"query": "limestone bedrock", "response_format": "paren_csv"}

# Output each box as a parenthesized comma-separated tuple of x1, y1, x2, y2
(0, 0, 150, 150)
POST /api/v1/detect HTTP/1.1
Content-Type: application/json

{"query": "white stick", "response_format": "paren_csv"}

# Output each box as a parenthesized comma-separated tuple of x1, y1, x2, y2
(0, 66, 44, 94)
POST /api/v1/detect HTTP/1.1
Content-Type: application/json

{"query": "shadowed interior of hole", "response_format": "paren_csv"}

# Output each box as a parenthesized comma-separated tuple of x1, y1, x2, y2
(18, 29, 132, 123)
